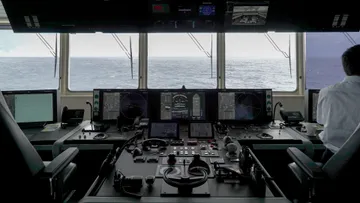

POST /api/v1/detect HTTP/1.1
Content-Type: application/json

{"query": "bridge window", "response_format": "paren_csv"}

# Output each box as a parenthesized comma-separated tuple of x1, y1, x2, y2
(225, 33, 297, 91)
(306, 32, 359, 89)
(148, 33, 217, 89)
(69, 33, 139, 91)
(0, 30, 59, 91)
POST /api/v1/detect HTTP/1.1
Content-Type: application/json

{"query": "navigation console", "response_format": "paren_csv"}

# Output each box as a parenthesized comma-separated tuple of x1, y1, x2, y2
(83, 121, 285, 202)
(218, 89, 272, 123)
(93, 89, 148, 123)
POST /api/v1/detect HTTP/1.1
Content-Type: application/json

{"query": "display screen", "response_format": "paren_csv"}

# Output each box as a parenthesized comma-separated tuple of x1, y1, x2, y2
(3, 93, 54, 123)
(152, 4, 170, 13)
(189, 122, 213, 138)
(160, 91, 206, 120)
(218, 90, 272, 122)
(199, 5, 215, 16)
(101, 91, 148, 120)
(312, 93, 319, 122)
(149, 122, 179, 138)
(232, 5, 268, 25)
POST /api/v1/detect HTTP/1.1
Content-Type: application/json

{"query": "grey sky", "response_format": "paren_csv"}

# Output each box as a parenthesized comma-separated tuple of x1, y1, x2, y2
(0, 30, 295, 58)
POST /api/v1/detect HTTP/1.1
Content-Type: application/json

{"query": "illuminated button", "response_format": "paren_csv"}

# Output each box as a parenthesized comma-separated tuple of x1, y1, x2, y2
(204, 152, 209, 155)
(185, 147, 188, 150)
(191, 147, 195, 150)
(180, 151, 183, 155)
(192, 151, 195, 155)
(180, 147, 183, 150)
(185, 151, 188, 155)
(211, 152, 215, 155)
(174, 147, 177, 150)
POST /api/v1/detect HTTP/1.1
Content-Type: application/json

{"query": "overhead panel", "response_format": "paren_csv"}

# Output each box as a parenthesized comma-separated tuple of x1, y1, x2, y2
(1, 0, 360, 33)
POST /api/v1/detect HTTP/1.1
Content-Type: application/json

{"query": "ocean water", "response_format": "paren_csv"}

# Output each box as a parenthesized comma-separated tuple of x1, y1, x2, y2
(0, 57, 343, 91)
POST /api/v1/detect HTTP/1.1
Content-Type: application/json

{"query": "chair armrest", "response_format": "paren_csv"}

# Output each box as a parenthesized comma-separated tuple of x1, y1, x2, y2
(42, 147, 79, 178)
(287, 147, 324, 180)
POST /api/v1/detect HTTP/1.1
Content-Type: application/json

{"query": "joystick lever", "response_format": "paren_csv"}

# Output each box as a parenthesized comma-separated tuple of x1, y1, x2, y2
(188, 154, 210, 176)
(167, 153, 176, 165)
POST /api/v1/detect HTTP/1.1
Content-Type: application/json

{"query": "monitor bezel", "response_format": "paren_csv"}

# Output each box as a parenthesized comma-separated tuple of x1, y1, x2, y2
(188, 121, 214, 139)
(153, 88, 208, 122)
(93, 88, 149, 122)
(305, 89, 320, 123)
(148, 120, 180, 139)
(216, 88, 273, 124)
(2, 89, 58, 128)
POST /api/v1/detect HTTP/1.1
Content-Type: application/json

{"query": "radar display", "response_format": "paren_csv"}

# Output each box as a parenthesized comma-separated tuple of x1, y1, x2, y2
(160, 92, 205, 120)
(218, 92, 263, 121)
(235, 93, 262, 120)
(102, 92, 121, 120)
(120, 92, 148, 119)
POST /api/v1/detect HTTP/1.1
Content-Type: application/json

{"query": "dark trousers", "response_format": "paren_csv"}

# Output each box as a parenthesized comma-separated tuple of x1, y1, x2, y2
(321, 148, 334, 164)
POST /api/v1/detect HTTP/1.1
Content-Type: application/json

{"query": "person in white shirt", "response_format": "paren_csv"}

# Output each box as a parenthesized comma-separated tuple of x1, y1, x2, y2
(317, 44, 360, 163)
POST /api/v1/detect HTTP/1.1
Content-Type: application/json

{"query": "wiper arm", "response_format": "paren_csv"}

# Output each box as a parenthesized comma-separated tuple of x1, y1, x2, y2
(187, 33, 214, 78)
(343, 32, 357, 45)
(36, 33, 58, 78)
(112, 34, 134, 79)
(264, 33, 292, 78)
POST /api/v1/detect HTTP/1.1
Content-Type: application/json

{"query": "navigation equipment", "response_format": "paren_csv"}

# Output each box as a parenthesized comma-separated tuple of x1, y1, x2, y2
(2, 90, 58, 127)
(160, 90, 206, 121)
(93, 89, 148, 121)
(149, 122, 179, 139)
(189, 122, 213, 138)
(305, 89, 320, 123)
(218, 89, 272, 123)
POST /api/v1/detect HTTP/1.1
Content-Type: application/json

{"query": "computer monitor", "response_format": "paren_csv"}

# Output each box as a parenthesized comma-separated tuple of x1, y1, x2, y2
(217, 89, 272, 123)
(93, 89, 148, 122)
(305, 89, 320, 123)
(2, 89, 58, 127)
(159, 90, 206, 121)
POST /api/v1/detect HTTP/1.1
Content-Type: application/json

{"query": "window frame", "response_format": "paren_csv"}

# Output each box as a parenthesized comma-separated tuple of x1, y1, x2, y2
(62, 32, 304, 96)
(0, 27, 61, 91)
(0, 25, 303, 96)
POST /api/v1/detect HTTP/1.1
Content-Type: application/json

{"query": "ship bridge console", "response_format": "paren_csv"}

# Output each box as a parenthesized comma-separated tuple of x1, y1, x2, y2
(75, 88, 295, 203)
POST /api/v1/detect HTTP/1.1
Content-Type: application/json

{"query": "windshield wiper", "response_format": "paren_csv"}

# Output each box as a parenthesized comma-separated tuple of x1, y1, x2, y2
(36, 33, 58, 78)
(112, 34, 134, 79)
(343, 32, 357, 45)
(264, 33, 292, 78)
(188, 33, 214, 78)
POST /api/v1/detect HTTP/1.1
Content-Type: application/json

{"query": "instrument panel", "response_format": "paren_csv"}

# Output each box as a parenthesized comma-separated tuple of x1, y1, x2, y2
(3, 0, 360, 32)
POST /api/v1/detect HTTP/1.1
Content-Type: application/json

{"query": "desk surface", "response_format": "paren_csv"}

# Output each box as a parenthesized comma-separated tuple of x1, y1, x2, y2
(23, 126, 78, 145)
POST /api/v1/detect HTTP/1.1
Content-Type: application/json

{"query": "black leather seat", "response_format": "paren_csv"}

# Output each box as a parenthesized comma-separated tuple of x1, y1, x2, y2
(287, 123, 360, 202)
(0, 91, 79, 202)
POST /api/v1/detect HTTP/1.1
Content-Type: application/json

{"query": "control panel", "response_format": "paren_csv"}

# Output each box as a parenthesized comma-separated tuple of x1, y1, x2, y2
(106, 122, 284, 199)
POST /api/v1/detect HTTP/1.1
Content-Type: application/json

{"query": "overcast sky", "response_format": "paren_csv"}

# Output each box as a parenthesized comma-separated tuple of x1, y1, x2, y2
(0, 30, 296, 58)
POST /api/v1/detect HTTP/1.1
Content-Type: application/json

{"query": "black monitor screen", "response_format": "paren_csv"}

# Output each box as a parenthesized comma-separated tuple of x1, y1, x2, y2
(149, 122, 179, 139)
(160, 91, 206, 120)
(2, 90, 57, 125)
(305, 89, 320, 123)
(218, 89, 272, 123)
(94, 89, 148, 121)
